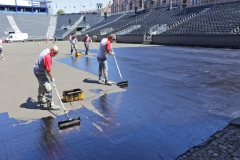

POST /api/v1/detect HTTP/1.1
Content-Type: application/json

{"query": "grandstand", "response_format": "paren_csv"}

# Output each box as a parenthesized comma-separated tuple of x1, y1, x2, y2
(13, 14, 51, 37)
(83, 1, 240, 36)
(0, 0, 239, 47)
(161, 2, 240, 35)
(130, 6, 206, 35)
(77, 14, 103, 30)
(0, 14, 12, 38)
(54, 14, 83, 38)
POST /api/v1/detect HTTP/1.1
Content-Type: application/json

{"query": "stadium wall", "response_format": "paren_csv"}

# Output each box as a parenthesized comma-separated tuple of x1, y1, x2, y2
(116, 35, 145, 44)
(77, 34, 240, 48)
(152, 35, 240, 48)
(76, 34, 145, 43)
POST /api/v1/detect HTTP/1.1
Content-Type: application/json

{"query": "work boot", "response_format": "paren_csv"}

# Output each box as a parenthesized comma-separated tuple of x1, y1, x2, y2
(37, 95, 46, 105)
(105, 80, 113, 85)
(47, 101, 60, 110)
(98, 77, 105, 83)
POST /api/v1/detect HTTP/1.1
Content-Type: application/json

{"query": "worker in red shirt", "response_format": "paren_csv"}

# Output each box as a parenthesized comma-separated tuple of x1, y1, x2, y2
(0, 38, 4, 60)
(83, 34, 92, 55)
(97, 34, 116, 85)
(69, 34, 78, 54)
(33, 45, 60, 110)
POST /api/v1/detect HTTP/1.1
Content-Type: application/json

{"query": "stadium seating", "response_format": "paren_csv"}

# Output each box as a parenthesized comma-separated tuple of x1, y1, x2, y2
(78, 13, 103, 29)
(161, 1, 240, 35)
(54, 14, 82, 38)
(0, 14, 14, 38)
(84, 10, 153, 36)
(1, 1, 240, 40)
(81, 14, 123, 32)
(12, 14, 51, 38)
(129, 6, 206, 35)
(82, 1, 240, 36)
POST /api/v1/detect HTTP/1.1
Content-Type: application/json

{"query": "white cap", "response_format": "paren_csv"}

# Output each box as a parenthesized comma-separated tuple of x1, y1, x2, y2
(86, 34, 88, 36)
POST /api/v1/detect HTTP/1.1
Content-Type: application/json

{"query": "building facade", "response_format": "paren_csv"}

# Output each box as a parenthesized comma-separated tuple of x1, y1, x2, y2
(111, 0, 240, 14)
(111, 0, 144, 13)
(0, 0, 50, 14)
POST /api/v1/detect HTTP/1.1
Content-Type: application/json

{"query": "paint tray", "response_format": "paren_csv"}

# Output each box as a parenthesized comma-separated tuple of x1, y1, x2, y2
(63, 88, 84, 102)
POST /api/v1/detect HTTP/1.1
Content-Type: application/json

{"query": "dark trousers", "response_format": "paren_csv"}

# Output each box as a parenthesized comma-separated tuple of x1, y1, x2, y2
(84, 44, 89, 55)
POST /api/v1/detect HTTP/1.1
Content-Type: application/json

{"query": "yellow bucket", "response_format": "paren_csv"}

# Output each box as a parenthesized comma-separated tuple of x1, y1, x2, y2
(75, 52, 82, 57)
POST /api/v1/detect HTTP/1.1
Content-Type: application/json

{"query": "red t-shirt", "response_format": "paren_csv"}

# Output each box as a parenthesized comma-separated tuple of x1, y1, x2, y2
(106, 40, 110, 51)
(33, 48, 53, 75)
(97, 38, 111, 58)
(83, 36, 92, 42)
(43, 53, 52, 71)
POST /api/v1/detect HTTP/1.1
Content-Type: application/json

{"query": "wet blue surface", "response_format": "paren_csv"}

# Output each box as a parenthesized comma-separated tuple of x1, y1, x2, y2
(1, 46, 240, 159)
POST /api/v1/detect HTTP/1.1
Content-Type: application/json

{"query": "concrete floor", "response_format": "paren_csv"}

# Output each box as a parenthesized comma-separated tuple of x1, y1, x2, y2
(0, 41, 239, 159)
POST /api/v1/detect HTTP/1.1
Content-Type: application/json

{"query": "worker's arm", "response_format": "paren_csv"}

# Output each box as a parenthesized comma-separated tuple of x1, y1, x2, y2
(106, 50, 114, 55)
(106, 41, 114, 55)
(46, 70, 54, 81)
(44, 55, 53, 81)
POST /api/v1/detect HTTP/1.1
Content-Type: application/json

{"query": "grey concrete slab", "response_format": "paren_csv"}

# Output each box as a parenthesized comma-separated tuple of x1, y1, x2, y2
(0, 41, 128, 121)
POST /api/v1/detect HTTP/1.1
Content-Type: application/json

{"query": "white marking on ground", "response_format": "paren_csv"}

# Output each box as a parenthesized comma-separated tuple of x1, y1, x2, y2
(92, 122, 103, 132)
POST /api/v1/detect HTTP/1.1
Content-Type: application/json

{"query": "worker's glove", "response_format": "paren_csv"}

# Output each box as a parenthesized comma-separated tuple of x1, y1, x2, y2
(52, 82, 56, 88)
(50, 78, 56, 88)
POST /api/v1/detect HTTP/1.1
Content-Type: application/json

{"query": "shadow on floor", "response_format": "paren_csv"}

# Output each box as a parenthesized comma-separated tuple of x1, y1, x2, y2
(83, 78, 99, 84)
(20, 97, 48, 110)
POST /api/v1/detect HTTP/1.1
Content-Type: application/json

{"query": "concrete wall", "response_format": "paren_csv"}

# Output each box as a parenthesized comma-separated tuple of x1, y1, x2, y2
(97, 35, 108, 42)
(152, 35, 240, 48)
(116, 35, 145, 44)
(77, 34, 145, 43)
(78, 34, 240, 48)
(77, 34, 100, 42)
(77, 35, 86, 41)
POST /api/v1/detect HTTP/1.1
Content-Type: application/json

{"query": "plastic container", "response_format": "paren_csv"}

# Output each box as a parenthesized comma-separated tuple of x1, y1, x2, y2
(63, 88, 84, 102)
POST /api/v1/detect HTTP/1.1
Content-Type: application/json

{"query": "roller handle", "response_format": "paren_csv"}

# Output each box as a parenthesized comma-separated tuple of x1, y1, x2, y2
(52, 82, 70, 119)
(111, 48, 124, 82)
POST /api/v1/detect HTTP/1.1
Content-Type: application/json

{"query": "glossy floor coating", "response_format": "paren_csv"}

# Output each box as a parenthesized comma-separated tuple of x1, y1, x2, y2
(1, 43, 240, 159)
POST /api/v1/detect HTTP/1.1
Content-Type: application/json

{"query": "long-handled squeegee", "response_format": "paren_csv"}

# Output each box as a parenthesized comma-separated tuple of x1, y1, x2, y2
(52, 82, 81, 129)
(111, 48, 128, 87)
(93, 43, 128, 87)
(91, 42, 99, 51)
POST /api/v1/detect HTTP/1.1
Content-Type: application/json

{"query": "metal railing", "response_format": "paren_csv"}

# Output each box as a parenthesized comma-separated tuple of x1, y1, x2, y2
(114, 25, 141, 35)
(100, 27, 114, 35)
(80, 14, 125, 35)
(147, 24, 167, 39)
(61, 16, 84, 39)
(26, 36, 46, 42)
